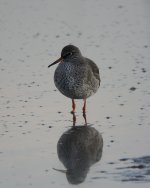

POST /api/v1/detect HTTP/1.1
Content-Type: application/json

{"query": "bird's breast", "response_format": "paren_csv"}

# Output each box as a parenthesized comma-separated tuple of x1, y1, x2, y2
(54, 63, 75, 85)
(54, 63, 84, 98)
(53, 62, 99, 99)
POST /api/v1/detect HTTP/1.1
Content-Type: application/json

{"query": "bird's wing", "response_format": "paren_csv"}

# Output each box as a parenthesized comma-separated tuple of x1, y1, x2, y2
(85, 58, 100, 85)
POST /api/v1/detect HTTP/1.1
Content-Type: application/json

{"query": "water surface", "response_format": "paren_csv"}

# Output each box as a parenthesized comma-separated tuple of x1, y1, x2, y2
(0, 0, 150, 187)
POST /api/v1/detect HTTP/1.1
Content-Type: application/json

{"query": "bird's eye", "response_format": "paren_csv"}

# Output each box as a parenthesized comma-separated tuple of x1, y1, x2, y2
(66, 52, 73, 57)
(62, 52, 73, 58)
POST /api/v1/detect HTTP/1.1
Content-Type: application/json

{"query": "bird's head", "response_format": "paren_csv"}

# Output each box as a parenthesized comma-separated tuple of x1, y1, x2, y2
(48, 45, 82, 68)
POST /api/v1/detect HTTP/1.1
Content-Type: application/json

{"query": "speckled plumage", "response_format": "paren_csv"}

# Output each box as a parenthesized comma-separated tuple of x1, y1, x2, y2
(54, 45, 100, 99)
(48, 44, 100, 116)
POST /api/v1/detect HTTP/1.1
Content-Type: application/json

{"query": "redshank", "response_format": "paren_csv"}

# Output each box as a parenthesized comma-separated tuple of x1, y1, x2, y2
(48, 45, 100, 114)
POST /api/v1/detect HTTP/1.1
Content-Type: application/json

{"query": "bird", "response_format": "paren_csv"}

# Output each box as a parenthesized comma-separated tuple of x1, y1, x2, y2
(48, 44, 100, 115)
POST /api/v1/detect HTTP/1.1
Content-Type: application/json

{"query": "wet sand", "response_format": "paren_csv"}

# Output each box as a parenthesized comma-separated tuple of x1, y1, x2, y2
(0, 0, 150, 187)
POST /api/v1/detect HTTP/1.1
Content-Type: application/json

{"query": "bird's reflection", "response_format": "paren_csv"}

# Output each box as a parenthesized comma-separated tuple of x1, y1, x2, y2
(72, 112, 87, 126)
(56, 126, 103, 184)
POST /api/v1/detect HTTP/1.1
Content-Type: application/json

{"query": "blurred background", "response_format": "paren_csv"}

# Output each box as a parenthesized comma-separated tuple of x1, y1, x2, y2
(0, 0, 150, 187)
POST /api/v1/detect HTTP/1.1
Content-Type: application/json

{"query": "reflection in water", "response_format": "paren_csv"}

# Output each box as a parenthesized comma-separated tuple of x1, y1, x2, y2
(72, 112, 87, 126)
(57, 126, 103, 184)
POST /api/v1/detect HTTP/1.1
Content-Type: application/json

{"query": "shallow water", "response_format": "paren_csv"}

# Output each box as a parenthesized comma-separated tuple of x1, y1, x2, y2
(0, 0, 150, 187)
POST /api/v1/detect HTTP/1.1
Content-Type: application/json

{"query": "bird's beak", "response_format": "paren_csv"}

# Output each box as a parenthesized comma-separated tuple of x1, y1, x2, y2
(48, 57, 62, 68)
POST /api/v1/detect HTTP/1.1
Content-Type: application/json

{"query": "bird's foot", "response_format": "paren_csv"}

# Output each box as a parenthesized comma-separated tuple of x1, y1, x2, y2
(70, 110, 75, 114)
(71, 112, 76, 126)
(83, 112, 87, 126)
(82, 99, 86, 114)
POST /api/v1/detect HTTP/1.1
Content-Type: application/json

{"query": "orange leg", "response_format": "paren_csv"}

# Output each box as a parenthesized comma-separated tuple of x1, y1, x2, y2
(83, 112, 87, 126)
(82, 99, 87, 125)
(71, 99, 76, 113)
(82, 99, 86, 113)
